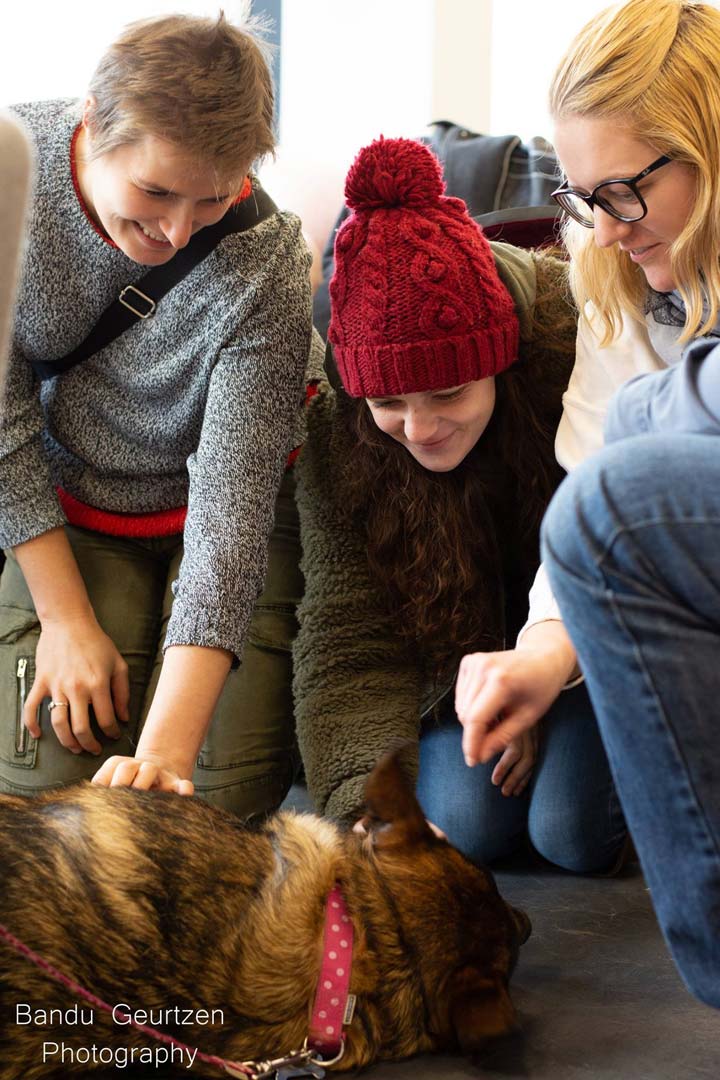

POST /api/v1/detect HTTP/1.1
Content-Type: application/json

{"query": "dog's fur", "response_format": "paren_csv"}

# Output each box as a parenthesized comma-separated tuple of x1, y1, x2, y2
(0, 753, 530, 1078)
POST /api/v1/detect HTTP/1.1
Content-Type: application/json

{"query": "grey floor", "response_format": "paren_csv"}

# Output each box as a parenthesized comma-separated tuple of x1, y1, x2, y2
(56, 789, 720, 1080)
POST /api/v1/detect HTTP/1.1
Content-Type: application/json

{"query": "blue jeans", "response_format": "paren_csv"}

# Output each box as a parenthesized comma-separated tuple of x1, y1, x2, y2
(542, 434, 720, 1009)
(417, 681, 626, 873)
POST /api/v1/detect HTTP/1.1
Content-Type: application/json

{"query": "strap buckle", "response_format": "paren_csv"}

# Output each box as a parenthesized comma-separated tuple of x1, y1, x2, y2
(119, 284, 156, 319)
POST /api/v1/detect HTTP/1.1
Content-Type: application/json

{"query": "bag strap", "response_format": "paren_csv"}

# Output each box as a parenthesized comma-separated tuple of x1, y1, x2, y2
(30, 185, 277, 382)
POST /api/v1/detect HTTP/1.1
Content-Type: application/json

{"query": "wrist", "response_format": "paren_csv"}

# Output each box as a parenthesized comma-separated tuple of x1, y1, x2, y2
(14, 528, 96, 626)
(133, 740, 196, 781)
(516, 621, 579, 685)
(135, 646, 232, 778)
(38, 602, 98, 630)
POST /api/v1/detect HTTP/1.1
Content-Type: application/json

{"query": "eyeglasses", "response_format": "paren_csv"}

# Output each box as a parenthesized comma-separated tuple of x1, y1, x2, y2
(551, 155, 672, 228)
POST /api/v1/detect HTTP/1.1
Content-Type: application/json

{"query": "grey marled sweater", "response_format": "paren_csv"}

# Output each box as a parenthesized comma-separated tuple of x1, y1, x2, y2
(1, 99, 323, 658)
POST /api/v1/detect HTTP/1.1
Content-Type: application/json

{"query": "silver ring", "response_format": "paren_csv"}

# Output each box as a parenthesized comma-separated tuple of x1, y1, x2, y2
(48, 700, 70, 712)
(303, 1037, 346, 1068)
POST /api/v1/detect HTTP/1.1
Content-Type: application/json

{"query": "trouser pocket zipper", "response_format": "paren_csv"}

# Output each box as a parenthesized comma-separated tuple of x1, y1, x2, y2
(15, 657, 28, 754)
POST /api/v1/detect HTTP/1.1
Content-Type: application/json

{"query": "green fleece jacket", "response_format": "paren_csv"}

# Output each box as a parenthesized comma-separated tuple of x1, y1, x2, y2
(293, 244, 577, 821)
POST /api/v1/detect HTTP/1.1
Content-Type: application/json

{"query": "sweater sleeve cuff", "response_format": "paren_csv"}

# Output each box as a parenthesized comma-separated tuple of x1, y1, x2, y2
(164, 603, 246, 664)
(323, 775, 372, 824)
(517, 562, 560, 635)
(0, 494, 67, 551)
(516, 563, 585, 691)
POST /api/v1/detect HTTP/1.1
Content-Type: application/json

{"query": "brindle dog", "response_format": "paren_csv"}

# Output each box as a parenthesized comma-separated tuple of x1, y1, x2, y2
(0, 752, 530, 1078)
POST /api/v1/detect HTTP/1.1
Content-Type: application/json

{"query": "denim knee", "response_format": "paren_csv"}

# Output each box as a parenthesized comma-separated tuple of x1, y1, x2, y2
(527, 811, 622, 875)
(686, 972, 720, 1010)
(458, 827, 527, 867)
(527, 684, 627, 874)
(417, 719, 528, 866)
(682, 967, 720, 1010)
(542, 435, 717, 576)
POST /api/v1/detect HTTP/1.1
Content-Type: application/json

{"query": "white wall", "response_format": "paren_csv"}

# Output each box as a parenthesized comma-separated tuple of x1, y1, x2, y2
(268, 0, 608, 252)
(431, 0, 492, 133)
(278, 0, 435, 176)
(276, 0, 611, 174)
(269, 0, 435, 263)
(0, 0, 627, 254)
(490, 1, 618, 139)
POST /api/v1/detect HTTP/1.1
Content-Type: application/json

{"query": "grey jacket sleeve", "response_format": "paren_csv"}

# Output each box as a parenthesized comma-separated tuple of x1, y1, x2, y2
(0, 342, 66, 549)
(293, 387, 422, 822)
(166, 226, 312, 658)
(605, 338, 720, 443)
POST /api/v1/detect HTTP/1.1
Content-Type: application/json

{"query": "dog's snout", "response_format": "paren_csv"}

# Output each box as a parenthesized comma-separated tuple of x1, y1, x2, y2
(510, 905, 532, 945)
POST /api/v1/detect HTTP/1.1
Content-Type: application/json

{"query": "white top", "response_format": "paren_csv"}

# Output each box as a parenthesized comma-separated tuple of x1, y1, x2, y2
(519, 303, 682, 648)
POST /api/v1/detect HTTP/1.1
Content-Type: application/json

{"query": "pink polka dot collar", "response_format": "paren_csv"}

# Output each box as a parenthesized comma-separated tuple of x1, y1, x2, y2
(308, 882, 355, 1059)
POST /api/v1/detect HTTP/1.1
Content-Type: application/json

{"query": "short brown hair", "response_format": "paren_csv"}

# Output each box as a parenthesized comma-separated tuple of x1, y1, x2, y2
(86, 10, 275, 183)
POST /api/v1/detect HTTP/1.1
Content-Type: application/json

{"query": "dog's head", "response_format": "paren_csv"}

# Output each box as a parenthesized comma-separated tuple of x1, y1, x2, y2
(360, 749, 531, 1056)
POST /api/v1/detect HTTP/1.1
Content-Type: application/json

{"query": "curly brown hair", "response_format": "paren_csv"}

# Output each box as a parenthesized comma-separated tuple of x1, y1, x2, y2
(336, 313, 572, 680)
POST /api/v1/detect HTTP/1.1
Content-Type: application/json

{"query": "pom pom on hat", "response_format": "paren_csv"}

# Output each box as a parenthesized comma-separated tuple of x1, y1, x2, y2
(344, 136, 446, 212)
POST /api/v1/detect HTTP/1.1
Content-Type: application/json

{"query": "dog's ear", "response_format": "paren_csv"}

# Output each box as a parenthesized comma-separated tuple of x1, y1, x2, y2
(363, 748, 433, 849)
(448, 967, 519, 1053)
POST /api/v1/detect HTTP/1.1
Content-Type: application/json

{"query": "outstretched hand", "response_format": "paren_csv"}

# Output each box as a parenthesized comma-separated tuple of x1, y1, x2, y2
(92, 754, 194, 796)
(455, 623, 578, 767)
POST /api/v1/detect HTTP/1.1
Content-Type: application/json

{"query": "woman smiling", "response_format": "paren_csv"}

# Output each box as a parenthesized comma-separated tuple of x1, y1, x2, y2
(458, 0, 720, 1005)
(0, 13, 321, 815)
(293, 136, 627, 872)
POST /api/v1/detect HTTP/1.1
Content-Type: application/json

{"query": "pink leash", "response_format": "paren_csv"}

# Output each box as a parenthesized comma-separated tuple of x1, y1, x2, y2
(0, 918, 247, 1076)
(0, 882, 355, 1075)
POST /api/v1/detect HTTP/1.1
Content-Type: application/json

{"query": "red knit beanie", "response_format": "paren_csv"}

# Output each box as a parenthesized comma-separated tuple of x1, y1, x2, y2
(328, 137, 520, 398)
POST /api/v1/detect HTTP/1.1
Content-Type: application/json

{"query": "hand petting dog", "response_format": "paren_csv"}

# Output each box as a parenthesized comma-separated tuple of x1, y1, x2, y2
(0, 750, 530, 1078)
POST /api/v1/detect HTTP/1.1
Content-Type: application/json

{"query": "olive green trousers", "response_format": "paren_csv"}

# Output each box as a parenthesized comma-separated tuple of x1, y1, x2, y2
(0, 470, 302, 819)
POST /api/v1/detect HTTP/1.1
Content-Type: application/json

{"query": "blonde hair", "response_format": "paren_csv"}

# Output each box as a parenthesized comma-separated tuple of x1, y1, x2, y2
(85, 10, 275, 186)
(549, 0, 720, 344)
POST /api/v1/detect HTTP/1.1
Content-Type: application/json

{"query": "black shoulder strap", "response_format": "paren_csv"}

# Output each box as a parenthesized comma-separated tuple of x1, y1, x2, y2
(30, 185, 277, 382)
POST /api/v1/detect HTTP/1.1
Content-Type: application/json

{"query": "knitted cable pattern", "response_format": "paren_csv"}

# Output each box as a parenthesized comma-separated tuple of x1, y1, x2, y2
(328, 136, 519, 397)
